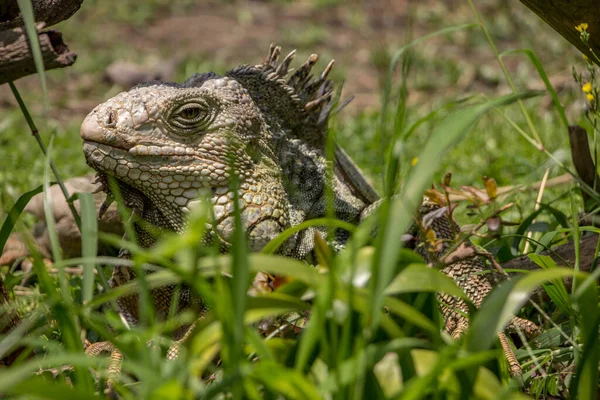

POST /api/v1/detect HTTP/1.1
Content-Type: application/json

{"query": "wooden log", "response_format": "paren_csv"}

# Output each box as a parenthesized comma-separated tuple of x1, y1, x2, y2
(568, 125, 600, 212)
(520, 0, 600, 64)
(0, 26, 76, 84)
(0, 0, 83, 30)
(503, 233, 598, 274)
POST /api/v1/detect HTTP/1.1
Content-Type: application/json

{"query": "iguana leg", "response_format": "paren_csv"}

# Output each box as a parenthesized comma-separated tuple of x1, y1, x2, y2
(416, 199, 541, 377)
(498, 332, 522, 376)
(508, 316, 540, 337)
(166, 320, 198, 360)
(84, 340, 123, 394)
(450, 317, 470, 339)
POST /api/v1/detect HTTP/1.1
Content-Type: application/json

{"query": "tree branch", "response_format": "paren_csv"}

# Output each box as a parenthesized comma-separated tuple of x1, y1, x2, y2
(520, 0, 600, 65)
(0, 0, 83, 30)
(568, 125, 600, 212)
(0, 26, 76, 84)
(502, 233, 598, 274)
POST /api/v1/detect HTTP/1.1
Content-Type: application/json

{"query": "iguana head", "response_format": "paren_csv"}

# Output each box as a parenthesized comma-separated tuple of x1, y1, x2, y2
(81, 75, 270, 201)
(81, 44, 373, 254)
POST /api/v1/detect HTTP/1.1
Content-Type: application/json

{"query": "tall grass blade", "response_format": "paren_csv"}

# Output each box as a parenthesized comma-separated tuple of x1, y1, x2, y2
(250, 362, 324, 399)
(16, 0, 48, 106)
(369, 91, 540, 334)
(79, 192, 98, 305)
(500, 49, 569, 130)
(467, 268, 586, 353)
(0, 184, 43, 255)
(570, 264, 599, 399)
(42, 138, 93, 391)
(378, 23, 478, 167)
(384, 263, 466, 298)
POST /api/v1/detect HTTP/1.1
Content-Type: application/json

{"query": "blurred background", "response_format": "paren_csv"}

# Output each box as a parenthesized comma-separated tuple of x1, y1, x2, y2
(0, 0, 586, 213)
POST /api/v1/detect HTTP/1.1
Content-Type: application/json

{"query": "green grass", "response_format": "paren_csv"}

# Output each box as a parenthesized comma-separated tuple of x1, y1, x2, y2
(1, 0, 599, 398)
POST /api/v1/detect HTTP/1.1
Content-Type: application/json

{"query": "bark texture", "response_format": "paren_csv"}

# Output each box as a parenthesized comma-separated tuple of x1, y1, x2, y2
(0, 0, 83, 30)
(520, 0, 600, 64)
(0, 26, 76, 84)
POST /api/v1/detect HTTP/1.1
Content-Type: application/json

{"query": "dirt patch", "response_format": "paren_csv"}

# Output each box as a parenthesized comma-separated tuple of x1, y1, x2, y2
(1, 0, 581, 122)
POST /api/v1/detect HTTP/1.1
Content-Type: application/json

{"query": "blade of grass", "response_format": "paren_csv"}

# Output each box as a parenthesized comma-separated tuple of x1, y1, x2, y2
(384, 263, 467, 299)
(468, 0, 542, 145)
(261, 218, 356, 255)
(500, 48, 569, 130)
(16, 0, 48, 106)
(467, 268, 586, 353)
(378, 23, 479, 174)
(79, 192, 98, 305)
(368, 91, 540, 337)
(42, 137, 93, 391)
(8, 82, 81, 229)
(0, 184, 43, 255)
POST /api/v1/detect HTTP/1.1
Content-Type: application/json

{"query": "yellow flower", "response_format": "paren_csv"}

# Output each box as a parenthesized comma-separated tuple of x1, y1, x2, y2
(587, 93, 594, 102)
(583, 82, 593, 93)
(411, 157, 418, 166)
(583, 53, 590, 62)
(576, 23, 589, 32)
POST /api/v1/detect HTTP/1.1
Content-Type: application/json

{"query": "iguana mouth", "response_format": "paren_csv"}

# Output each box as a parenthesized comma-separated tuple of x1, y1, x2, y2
(94, 172, 149, 219)
(82, 140, 221, 166)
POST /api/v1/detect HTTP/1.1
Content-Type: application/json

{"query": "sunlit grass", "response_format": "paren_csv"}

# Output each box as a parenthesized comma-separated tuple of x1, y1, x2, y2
(0, 0, 598, 399)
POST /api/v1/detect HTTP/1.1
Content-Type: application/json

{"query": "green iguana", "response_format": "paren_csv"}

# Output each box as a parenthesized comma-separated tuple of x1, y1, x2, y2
(79, 44, 538, 380)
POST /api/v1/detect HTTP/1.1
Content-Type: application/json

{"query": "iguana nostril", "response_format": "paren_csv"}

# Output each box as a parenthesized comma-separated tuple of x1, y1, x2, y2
(106, 109, 117, 127)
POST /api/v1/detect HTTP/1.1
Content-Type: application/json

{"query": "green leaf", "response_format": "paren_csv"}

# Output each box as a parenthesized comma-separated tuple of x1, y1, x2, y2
(79, 192, 98, 305)
(320, 338, 427, 392)
(0, 184, 43, 255)
(0, 354, 101, 393)
(468, 268, 584, 352)
(384, 263, 467, 299)
(246, 292, 310, 316)
(527, 253, 572, 316)
(250, 361, 324, 400)
(262, 218, 356, 255)
(369, 91, 540, 334)
(500, 48, 569, 129)
(571, 271, 599, 400)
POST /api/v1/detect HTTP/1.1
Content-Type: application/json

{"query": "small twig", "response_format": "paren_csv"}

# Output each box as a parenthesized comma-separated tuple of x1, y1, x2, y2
(447, 173, 573, 203)
(523, 168, 550, 253)
(8, 82, 81, 230)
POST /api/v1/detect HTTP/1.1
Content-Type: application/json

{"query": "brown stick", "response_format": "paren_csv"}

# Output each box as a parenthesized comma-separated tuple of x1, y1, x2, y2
(568, 125, 600, 212)
(502, 233, 598, 274)
(0, 0, 83, 30)
(519, 0, 600, 66)
(0, 26, 76, 84)
(447, 173, 573, 203)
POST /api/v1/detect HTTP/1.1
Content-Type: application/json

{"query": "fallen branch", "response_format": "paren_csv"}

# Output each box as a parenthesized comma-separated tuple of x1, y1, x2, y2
(447, 173, 573, 203)
(502, 233, 598, 274)
(520, 0, 600, 66)
(0, 0, 83, 30)
(568, 125, 600, 212)
(0, 26, 76, 84)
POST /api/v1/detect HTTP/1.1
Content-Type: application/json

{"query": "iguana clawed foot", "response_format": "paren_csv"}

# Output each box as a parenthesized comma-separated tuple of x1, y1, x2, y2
(84, 340, 123, 395)
(83, 320, 199, 395)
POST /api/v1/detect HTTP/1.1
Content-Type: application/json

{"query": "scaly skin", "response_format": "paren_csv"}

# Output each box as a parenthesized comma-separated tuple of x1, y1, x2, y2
(80, 45, 538, 378)
(413, 199, 539, 375)
(81, 44, 368, 335)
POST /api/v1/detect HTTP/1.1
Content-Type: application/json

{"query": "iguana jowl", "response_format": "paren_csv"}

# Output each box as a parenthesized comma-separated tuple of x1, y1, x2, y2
(80, 44, 537, 367)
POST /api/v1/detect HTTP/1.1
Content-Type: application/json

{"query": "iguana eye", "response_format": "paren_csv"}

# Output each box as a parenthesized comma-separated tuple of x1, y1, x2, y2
(170, 101, 212, 131)
(180, 107, 200, 120)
